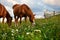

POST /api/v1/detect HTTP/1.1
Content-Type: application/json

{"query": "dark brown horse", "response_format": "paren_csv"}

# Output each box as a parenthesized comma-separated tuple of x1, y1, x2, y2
(13, 4, 35, 26)
(0, 3, 12, 26)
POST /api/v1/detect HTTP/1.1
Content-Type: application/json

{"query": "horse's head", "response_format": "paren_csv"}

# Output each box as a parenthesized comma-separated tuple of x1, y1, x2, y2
(7, 16, 12, 26)
(30, 14, 35, 25)
(6, 11, 12, 26)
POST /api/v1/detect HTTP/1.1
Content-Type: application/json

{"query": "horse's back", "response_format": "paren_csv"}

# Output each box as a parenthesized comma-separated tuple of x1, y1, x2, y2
(0, 3, 7, 16)
(13, 4, 33, 17)
(13, 4, 20, 9)
(21, 4, 30, 10)
(21, 4, 34, 16)
(0, 4, 2, 15)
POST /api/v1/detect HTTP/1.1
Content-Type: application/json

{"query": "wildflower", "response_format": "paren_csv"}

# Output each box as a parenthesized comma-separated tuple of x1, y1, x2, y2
(11, 29, 15, 33)
(2, 34, 5, 37)
(16, 29, 18, 32)
(2, 33, 7, 37)
(28, 25, 30, 28)
(11, 33, 14, 36)
(5, 33, 7, 35)
(26, 32, 30, 35)
(34, 29, 41, 33)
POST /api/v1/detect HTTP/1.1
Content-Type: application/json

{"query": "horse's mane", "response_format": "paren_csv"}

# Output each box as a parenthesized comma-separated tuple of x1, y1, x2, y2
(13, 4, 31, 10)
(0, 4, 10, 17)
(0, 3, 8, 15)
(0, 3, 2, 6)
(6, 11, 11, 18)
(0, 3, 5, 7)
(0, 3, 4, 8)
(12, 4, 20, 9)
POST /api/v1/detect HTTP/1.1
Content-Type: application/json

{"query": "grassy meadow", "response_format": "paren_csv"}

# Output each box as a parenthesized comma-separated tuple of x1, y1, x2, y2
(0, 14, 60, 40)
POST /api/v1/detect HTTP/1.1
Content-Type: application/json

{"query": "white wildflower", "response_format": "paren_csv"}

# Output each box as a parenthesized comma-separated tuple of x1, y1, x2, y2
(2, 34, 5, 37)
(16, 29, 18, 32)
(11, 33, 14, 36)
(26, 32, 30, 35)
(5, 33, 7, 35)
(28, 25, 30, 28)
(11, 29, 15, 33)
(34, 29, 41, 33)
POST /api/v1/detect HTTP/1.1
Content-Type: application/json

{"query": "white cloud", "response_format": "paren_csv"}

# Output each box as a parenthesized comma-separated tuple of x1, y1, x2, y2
(20, 0, 29, 4)
(34, 12, 44, 19)
(35, 15, 44, 19)
(7, 0, 19, 4)
(43, 0, 60, 6)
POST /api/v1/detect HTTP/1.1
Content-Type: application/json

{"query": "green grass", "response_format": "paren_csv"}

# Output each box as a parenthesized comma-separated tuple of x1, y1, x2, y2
(0, 14, 60, 40)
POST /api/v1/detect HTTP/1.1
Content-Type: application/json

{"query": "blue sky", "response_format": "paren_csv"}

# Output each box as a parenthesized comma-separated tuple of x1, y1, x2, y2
(0, 0, 60, 18)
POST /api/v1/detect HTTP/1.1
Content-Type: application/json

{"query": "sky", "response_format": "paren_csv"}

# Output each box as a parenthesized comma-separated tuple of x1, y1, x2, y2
(0, 0, 60, 18)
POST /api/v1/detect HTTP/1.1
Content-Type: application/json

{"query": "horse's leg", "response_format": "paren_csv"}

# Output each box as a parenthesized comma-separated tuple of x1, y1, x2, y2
(14, 16, 16, 26)
(2, 17, 5, 23)
(16, 17, 19, 26)
(15, 16, 19, 26)
(20, 16, 22, 24)
(25, 16, 27, 22)
(15, 16, 18, 26)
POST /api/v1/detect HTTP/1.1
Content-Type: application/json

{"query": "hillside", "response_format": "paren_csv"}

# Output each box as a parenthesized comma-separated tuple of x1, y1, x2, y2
(35, 14, 60, 40)
(0, 14, 60, 40)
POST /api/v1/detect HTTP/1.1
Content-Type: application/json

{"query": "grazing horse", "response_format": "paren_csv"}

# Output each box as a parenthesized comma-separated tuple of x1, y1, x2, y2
(13, 4, 35, 26)
(0, 3, 12, 26)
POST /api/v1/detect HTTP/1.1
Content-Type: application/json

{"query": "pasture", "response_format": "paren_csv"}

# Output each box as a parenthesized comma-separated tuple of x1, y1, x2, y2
(0, 14, 60, 40)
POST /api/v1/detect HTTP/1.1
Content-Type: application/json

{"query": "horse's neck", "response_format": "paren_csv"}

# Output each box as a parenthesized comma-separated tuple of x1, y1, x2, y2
(6, 11, 11, 18)
(29, 15, 33, 19)
(0, 4, 4, 16)
(0, 3, 2, 6)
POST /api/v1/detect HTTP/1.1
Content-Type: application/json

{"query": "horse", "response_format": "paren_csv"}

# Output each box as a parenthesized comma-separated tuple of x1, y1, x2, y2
(0, 3, 12, 26)
(12, 4, 35, 26)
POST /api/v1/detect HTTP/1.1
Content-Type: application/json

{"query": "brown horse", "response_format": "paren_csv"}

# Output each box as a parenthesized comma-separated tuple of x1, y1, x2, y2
(13, 4, 35, 26)
(0, 3, 12, 26)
